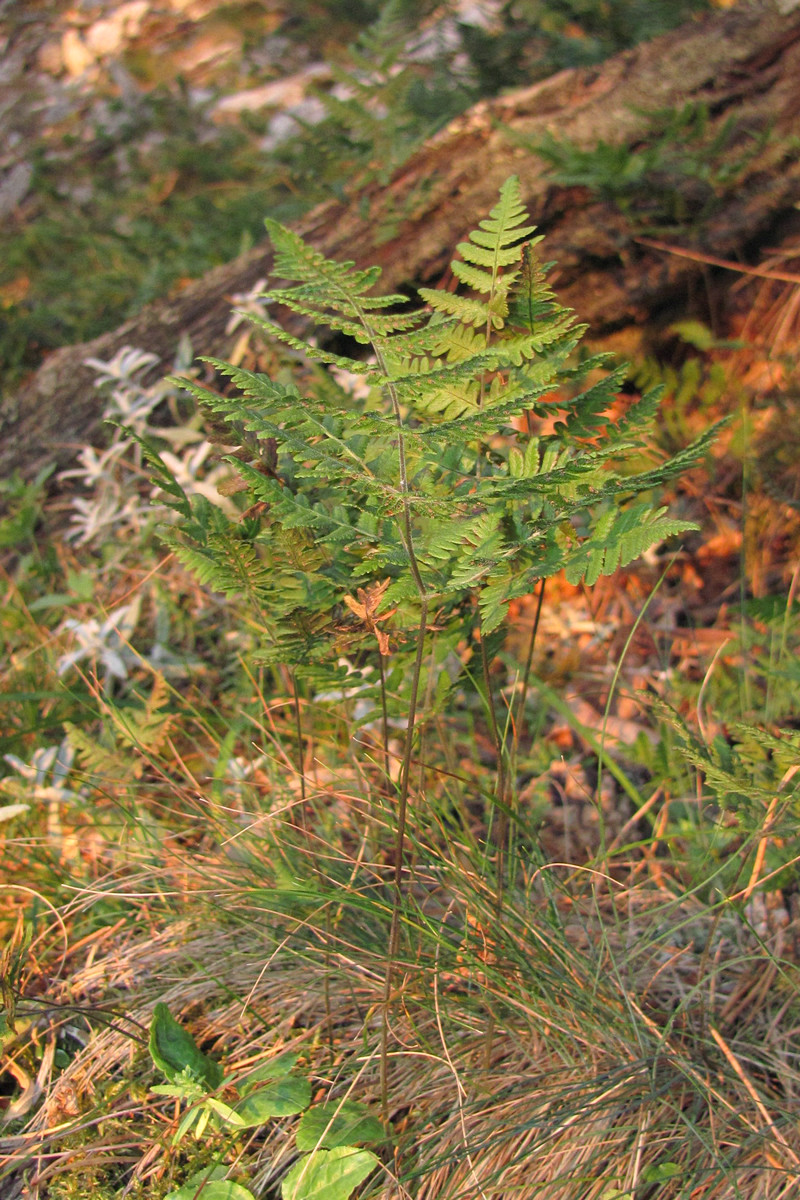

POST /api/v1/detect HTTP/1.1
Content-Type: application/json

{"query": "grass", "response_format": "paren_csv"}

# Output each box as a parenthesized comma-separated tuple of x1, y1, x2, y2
(6, 748, 799, 1197)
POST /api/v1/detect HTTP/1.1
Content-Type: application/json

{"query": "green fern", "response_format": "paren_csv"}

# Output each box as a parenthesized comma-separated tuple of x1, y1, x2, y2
(151, 175, 722, 1109)
(163, 174, 716, 696)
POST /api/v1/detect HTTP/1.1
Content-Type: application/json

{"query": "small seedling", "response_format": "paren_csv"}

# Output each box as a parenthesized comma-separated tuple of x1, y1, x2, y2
(149, 1004, 383, 1200)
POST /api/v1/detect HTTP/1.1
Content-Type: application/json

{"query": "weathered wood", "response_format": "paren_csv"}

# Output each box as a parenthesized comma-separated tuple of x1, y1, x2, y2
(3, 0, 799, 484)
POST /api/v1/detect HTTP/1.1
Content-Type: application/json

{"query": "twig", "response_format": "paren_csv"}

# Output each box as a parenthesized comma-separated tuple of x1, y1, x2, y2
(636, 237, 800, 285)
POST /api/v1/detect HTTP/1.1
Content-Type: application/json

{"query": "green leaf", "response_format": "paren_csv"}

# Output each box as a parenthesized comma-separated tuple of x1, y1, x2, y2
(205, 1097, 248, 1127)
(151, 1084, 204, 1099)
(642, 1162, 682, 1183)
(238, 1052, 301, 1093)
(670, 319, 715, 350)
(174, 1104, 202, 1144)
(281, 1147, 379, 1200)
(235, 1076, 312, 1125)
(148, 1003, 223, 1088)
(295, 1100, 385, 1151)
(167, 1182, 255, 1200)
(165, 1167, 229, 1200)
(192, 1187, 255, 1200)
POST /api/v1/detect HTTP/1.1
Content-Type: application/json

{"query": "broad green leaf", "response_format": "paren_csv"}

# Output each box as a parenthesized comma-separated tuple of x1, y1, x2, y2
(191, 1185, 255, 1200)
(239, 1052, 299, 1094)
(235, 1076, 312, 1125)
(149, 1002, 223, 1088)
(165, 1166, 228, 1200)
(295, 1101, 385, 1152)
(281, 1147, 379, 1200)
(642, 1162, 682, 1183)
(205, 1097, 248, 1127)
(167, 1183, 255, 1200)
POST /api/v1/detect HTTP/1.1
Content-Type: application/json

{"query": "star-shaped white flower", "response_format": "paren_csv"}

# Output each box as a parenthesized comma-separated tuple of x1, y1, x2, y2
(57, 600, 141, 681)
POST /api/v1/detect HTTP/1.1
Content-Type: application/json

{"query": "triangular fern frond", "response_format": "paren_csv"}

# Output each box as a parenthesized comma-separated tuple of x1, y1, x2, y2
(457, 176, 536, 271)
(155, 174, 718, 703)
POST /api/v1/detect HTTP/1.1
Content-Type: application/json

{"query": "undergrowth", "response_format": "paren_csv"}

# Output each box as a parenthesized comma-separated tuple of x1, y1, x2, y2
(530, 101, 771, 232)
(2, 174, 800, 1200)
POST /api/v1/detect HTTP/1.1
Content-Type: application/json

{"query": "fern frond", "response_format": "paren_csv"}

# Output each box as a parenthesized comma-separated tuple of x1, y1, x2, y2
(264, 290, 421, 340)
(164, 532, 273, 601)
(65, 722, 141, 782)
(550, 366, 630, 440)
(416, 376, 560, 440)
(458, 175, 535, 269)
(111, 423, 192, 518)
(450, 259, 497, 295)
(605, 419, 726, 497)
(266, 219, 381, 296)
(240, 315, 377, 372)
(111, 673, 173, 757)
(443, 178, 536, 349)
(267, 282, 412, 312)
(424, 511, 496, 562)
(156, 174, 718, 717)
(613, 385, 664, 440)
(564, 503, 696, 586)
(190, 362, 302, 402)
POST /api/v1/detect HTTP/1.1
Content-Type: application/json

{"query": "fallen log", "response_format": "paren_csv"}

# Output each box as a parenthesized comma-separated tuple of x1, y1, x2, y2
(3, 0, 799, 483)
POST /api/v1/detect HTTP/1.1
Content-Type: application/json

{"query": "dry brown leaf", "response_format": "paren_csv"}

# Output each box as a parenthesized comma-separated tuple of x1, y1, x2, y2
(343, 578, 396, 656)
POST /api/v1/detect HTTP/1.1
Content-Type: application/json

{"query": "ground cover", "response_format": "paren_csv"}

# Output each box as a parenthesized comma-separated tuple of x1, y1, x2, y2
(2, 3, 800, 1199)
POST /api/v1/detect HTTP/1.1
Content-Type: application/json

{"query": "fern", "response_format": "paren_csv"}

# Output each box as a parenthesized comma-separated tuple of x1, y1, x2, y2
(65, 674, 174, 785)
(158, 176, 716, 692)
(150, 182, 720, 1104)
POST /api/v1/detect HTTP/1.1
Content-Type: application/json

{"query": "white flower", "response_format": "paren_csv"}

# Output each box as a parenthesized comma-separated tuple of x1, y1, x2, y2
(64, 490, 154, 545)
(59, 442, 128, 488)
(2, 739, 84, 808)
(225, 280, 269, 334)
(57, 600, 141, 681)
(84, 346, 159, 386)
(2, 739, 87, 844)
(103, 384, 163, 430)
(85, 345, 171, 433)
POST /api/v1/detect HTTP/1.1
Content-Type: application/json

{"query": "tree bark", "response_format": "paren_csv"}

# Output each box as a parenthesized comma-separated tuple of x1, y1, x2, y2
(3, 0, 799, 484)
